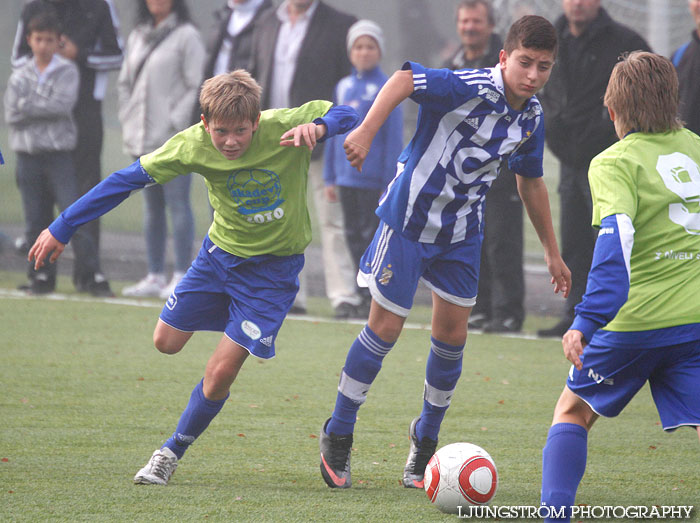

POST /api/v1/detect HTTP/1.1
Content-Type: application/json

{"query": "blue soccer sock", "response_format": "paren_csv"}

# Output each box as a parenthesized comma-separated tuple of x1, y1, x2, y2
(162, 379, 228, 459)
(541, 422, 588, 522)
(416, 337, 464, 441)
(327, 325, 394, 436)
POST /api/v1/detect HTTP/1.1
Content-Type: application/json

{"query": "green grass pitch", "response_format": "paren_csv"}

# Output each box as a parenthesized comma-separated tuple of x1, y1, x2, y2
(1, 293, 698, 522)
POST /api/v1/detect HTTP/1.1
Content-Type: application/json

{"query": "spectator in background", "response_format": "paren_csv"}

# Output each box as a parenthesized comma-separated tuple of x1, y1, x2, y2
(117, 0, 205, 299)
(12, 0, 123, 297)
(250, 0, 360, 319)
(443, 0, 524, 333)
(5, 11, 101, 294)
(537, 0, 650, 337)
(323, 20, 403, 312)
(203, 0, 273, 80)
(673, 0, 700, 136)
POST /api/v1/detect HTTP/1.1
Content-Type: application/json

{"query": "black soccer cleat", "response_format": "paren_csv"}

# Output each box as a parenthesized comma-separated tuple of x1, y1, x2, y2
(319, 418, 353, 488)
(402, 417, 438, 489)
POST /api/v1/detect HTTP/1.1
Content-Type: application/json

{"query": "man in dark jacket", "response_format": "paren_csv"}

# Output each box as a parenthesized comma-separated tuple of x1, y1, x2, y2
(537, 0, 649, 337)
(202, 0, 273, 80)
(673, 0, 700, 136)
(249, 0, 360, 319)
(12, 0, 123, 296)
(443, 0, 525, 333)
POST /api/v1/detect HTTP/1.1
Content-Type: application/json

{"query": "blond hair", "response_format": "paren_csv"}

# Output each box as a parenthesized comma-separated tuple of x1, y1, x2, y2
(199, 69, 262, 124)
(604, 51, 683, 136)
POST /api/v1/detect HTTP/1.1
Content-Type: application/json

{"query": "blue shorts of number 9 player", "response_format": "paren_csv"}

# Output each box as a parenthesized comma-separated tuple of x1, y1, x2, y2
(159, 235, 304, 359)
(567, 339, 700, 430)
(357, 222, 481, 317)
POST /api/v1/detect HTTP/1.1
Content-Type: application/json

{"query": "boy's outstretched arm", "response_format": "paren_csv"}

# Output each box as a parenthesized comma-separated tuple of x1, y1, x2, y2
(344, 70, 413, 171)
(516, 175, 572, 297)
(28, 160, 155, 270)
(279, 104, 359, 150)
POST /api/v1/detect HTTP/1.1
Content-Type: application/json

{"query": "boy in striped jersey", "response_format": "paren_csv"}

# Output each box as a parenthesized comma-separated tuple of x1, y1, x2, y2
(320, 15, 571, 489)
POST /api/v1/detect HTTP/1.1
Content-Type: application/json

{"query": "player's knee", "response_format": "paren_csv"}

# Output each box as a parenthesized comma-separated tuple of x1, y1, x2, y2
(153, 331, 184, 354)
(204, 362, 236, 393)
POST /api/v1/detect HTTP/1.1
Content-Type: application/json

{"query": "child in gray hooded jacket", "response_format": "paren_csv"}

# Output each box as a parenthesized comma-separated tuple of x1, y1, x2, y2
(4, 10, 100, 294)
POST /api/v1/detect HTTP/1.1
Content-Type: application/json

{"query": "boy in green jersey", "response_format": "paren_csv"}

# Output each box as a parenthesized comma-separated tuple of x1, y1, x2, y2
(28, 70, 359, 485)
(540, 52, 700, 521)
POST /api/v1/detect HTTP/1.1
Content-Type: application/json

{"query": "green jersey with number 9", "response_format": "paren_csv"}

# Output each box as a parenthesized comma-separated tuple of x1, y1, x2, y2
(588, 128, 700, 332)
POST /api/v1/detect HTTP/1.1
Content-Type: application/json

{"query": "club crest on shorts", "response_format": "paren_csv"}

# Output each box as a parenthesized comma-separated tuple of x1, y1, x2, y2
(166, 293, 177, 310)
(379, 264, 393, 286)
(241, 320, 262, 340)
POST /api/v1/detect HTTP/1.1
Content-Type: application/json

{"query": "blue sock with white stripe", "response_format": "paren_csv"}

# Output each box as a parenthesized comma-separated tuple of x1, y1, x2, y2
(162, 379, 228, 459)
(416, 337, 464, 441)
(541, 423, 588, 522)
(327, 325, 394, 436)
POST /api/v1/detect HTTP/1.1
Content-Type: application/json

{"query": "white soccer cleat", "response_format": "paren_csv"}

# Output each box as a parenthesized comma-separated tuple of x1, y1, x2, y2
(122, 273, 167, 298)
(134, 448, 178, 485)
(159, 271, 185, 299)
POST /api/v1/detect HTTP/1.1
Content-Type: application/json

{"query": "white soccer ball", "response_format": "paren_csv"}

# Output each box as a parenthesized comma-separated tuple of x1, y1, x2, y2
(424, 442, 498, 514)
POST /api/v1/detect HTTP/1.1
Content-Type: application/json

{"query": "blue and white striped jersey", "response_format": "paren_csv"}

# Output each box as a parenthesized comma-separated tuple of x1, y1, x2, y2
(377, 61, 545, 245)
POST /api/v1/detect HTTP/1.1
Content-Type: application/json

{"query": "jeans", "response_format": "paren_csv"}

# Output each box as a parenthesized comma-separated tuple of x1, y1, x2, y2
(15, 151, 98, 285)
(142, 173, 195, 274)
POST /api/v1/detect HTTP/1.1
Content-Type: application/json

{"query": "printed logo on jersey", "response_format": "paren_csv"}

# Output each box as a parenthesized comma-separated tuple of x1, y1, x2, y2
(241, 320, 262, 340)
(523, 104, 542, 120)
(227, 168, 283, 216)
(465, 117, 480, 130)
(656, 152, 700, 235)
(166, 292, 177, 310)
(477, 86, 500, 104)
(259, 335, 273, 347)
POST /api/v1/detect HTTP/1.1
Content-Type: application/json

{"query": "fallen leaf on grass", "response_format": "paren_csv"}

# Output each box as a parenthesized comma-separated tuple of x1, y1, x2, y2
(309, 434, 317, 439)
(1, 458, 8, 462)
(237, 433, 246, 437)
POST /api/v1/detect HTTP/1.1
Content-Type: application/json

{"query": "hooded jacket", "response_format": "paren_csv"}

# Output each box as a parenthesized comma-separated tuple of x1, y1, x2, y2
(4, 54, 79, 153)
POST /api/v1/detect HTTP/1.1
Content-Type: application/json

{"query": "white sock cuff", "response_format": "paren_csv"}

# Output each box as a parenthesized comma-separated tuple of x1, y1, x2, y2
(423, 380, 455, 408)
(338, 370, 371, 404)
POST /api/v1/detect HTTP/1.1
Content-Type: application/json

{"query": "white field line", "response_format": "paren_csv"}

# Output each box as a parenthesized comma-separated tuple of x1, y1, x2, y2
(0, 288, 539, 340)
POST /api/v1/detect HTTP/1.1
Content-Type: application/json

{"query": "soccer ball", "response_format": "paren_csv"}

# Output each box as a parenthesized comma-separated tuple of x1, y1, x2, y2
(424, 442, 498, 514)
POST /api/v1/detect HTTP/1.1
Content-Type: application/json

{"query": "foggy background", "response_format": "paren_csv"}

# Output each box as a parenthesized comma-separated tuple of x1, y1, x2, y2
(0, 0, 695, 297)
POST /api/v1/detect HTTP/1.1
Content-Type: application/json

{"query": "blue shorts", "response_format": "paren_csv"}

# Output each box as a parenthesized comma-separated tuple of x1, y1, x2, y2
(159, 236, 304, 359)
(567, 339, 700, 430)
(357, 222, 481, 317)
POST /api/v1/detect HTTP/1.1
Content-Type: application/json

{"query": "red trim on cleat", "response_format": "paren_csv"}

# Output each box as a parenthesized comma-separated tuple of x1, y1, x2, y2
(321, 454, 347, 487)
